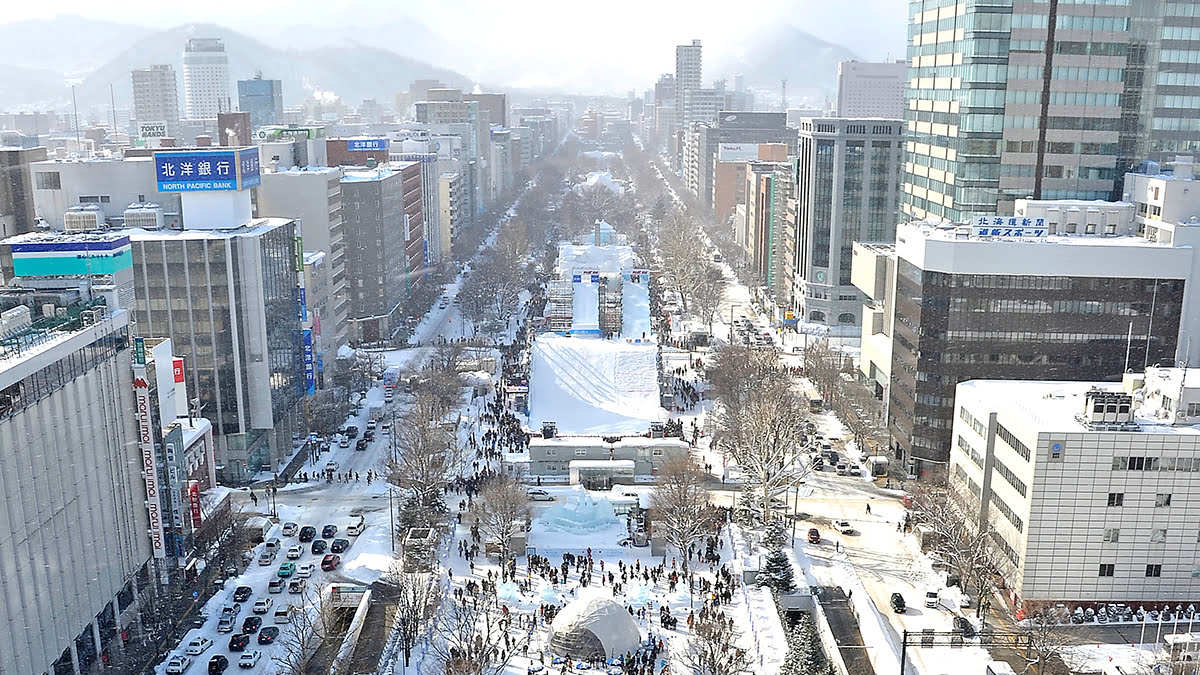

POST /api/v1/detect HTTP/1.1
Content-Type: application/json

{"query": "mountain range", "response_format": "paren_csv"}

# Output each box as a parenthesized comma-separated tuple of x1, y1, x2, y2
(0, 15, 860, 113)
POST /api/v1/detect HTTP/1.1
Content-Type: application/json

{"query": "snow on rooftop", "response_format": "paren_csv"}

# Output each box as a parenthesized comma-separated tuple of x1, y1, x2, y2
(528, 333, 664, 435)
(117, 218, 292, 240)
(555, 244, 635, 276)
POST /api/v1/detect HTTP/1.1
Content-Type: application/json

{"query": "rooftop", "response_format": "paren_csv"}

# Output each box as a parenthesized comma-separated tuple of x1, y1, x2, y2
(958, 379, 1200, 435)
(117, 218, 292, 240)
(899, 221, 1182, 249)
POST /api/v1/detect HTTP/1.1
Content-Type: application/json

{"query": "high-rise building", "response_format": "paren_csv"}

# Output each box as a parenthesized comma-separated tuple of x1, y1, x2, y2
(131, 64, 181, 138)
(685, 112, 796, 211)
(182, 38, 231, 119)
(0, 300, 149, 675)
(835, 61, 906, 119)
(674, 39, 703, 135)
(237, 73, 283, 129)
(341, 163, 425, 344)
(792, 117, 903, 327)
(464, 92, 507, 127)
(904, 1, 1200, 224)
(0, 146, 47, 238)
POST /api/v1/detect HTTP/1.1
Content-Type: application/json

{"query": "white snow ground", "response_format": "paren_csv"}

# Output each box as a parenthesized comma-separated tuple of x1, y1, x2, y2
(621, 279, 650, 340)
(527, 334, 664, 435)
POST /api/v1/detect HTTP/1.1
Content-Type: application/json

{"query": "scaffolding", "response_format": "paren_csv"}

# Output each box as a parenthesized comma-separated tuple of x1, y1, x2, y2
(598, 276, 622, 337)
(545, 279, 574, 334)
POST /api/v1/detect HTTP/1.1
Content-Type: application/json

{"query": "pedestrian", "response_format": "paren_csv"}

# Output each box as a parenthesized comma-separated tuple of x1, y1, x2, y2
(865, 503, 872, 515)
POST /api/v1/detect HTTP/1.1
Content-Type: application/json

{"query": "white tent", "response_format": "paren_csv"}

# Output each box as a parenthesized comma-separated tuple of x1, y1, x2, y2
(549, 594, 642, 659)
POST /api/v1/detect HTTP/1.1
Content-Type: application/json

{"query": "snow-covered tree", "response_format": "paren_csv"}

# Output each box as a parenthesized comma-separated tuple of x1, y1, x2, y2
(763, 521, 790, 553)
(779, 614, 825, 675)
(757, 549, 796, 593)
(651, 456, 713, 570)
(470, 475, 530, 563)
(681, 608, 754, 675)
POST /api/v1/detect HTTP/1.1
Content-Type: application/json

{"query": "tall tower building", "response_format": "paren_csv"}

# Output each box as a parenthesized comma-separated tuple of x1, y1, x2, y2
(182, 38, 231, 119)
(131, 64, 180, 138)
(904, 1, 1200, 224)
(675, 40, 703, 138)
(835, 61, 906, 119)
(237, 72, 283, 129)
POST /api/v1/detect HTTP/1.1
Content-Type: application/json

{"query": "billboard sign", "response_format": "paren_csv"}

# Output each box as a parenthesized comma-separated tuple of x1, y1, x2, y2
(11, 235, 133, 277)
(172, 358, 184, 383)
(971, 216, 1048, 238)
(154, 147, 261, 192)
(717, 143, 760, 162)
(139, 121, 168, 139)
(303, 329, 315, 396)
(347, 138, 388, 152)
(134, 365, 167, 559)
(188, 481, 202, 527)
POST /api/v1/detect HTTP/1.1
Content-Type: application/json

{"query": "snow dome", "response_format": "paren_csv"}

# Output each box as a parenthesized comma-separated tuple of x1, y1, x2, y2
(549, 594, 642, 659)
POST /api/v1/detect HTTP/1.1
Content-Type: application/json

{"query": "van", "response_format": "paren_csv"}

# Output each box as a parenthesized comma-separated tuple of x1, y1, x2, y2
(273, 605, 292, 624)
(264, 538, 281, 554)
(925, 589, 940, 608)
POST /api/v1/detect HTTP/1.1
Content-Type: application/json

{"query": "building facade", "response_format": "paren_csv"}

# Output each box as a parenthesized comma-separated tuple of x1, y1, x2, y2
(237, 74, 283, 129)
(31, 155, 183, 230)
(674, 40, 703, 142)
(835, 60, 906, 119)
(793, 117, 903, 327)
(0, 146, 48, 238)
(688, 112, 795, 212)
(131, 65, 181, 140)
(182, 38, 231, 119)
(950, 375, 1200, 606)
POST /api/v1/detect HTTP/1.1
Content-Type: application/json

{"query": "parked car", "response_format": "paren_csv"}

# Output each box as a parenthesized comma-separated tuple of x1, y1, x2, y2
(321, 554, 342, 571)
(257, 626, 280, 644)
(165, 655, 192, 674)
(252, 598, 273, 614)
(925, 589, 940, 608)
(232, 586, 253, 603)
(267, 579, 284, 594)
(241, 616, 261, 634)
(277, 562, 296, 577)
(207, 654, 229, 674)
(322, 524, 338, 538)
(237, 651, 262, 669)
(228, 633, 250, 651)
(281, 522, 298, 536)
(889, 593, 907, 613)
(526, 488, 554, 501)
(185, 637, 213, 655)
(296, 563, 315, 578)
(289, 579, 307, 594)
(347, 516, 366, 536)
(311, 539, 327, 555)
(286, 545, 303, 560)
(330, 538, 350, 553)
(807, 528, 821, 544)
(298, 526, 316, 542)
(952, 616, 976, 637)
(833, 520, 854, 534)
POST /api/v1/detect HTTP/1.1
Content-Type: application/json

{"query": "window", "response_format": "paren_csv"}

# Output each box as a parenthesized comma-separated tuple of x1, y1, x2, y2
(1156, 493, 1173, 507)
(575, 448, 587, 456)
(1152, 529, 1168, 543)
(35, 171, 60, 190)
(1099, 564, 1115, 577)
(546, 448, 557, 456)
(652, 448, 664, 456)
(1107, 492, 1124, 507)
(1146, 564, 1163, 578)
(1188, 402, 1200, 416)
(1103, 528, 1120, 542)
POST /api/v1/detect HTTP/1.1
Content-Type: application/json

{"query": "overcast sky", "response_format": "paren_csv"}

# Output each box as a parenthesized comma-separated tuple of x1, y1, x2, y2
(1, 1, 907, 90)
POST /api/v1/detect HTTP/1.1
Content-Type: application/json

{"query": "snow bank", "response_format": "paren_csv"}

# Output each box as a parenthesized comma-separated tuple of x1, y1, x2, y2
(528, 334, 663, 434)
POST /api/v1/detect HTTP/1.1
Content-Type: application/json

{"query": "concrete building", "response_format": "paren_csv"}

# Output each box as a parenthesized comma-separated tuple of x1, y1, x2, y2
(341, 163, 425, 344)
(326, 136, 390, 168)
(438, 171, 464, 259)
(390, 139, 443, 264)
(0, 146, 48, 238)
(31, 155, 183, 230)
(853, 212, 1200, 469)
(835, 61, 906, 119)
(254, 164, 348, 357)
(743, 161, 794, 302)
(182, 38, 231, 119)
(464, 92, 507, 127)
(301, 250, 335, 392)
(237, 73, 283, 129)
(686, 112, 795, 212)
(526, 437, 690, 488)
(949, 373, 1200, 606)
(0, 301, 149, 675)
(674, 40, 703, 142)
(792, 117, 903, 327)
(130, 65, 181, 140)
(712, 143, 789, 225)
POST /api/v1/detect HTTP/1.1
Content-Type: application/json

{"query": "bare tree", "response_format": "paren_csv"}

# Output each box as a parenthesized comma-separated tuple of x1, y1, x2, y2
(430, 588, 524, 675)
(383, 564, 440, 670)
(412, 367, 464, 411)
(385, 393, 456, 530)
(909, 480, 1004, 609)
(681, 608, 755, 675)
(470, 475, 530, 563)
(1017, 600, 1071, 675)
(430, 342, 466, 373)
(272, 586, 338, 675)
(804, 339, 850, 407)
(651, 456, 713, 570)
(690, 266, 729, 334)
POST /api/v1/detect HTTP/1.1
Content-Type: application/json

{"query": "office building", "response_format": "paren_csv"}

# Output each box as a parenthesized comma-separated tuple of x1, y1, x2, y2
(465, 92, 507, 127)
(835, 61, 906, 119)
(0, 146, 48, 238)
(0, 301, 149, 675)
(131, 65, 181, 139)
(685, 112, 795, 212)
(793, 117, 903, 327)
(711, 143, 788, 224)
(341, 163, 425, 344)
(237, 73, 283, 129)
(391, 138, 444, 264)
(217, 111, 252, 147)
(949, 374, 1200, 606)
(439, 171, 465, 258)
(326, 136, 390, 167)
(301, 250, 335, 392)
(31, 155, 183, 230)
(674, 40, 703, 137)
(182, 38, 231, 119)
(904, 1, 1200, 223)
(852, 209, 1200, 468)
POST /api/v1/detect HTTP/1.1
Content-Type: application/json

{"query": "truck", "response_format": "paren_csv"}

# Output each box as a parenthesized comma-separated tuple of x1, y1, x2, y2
(369, 404, 384, 421)
(383, 366, 401, 389)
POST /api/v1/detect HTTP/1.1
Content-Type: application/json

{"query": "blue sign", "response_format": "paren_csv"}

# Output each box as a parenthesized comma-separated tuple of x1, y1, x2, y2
(154, 147, 261, 192)
(347, 138, 388, 152)
(302, 329, 315, 396)
(316, 354, 324, 373)
(298, 287, 307, 322)
(590, 273, 600, 283)
(572, 274, 582, 283)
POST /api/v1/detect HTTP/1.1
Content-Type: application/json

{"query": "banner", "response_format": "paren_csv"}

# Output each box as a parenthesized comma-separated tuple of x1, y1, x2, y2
(189, 481, 202, 528)
(134, 365, 166, 558)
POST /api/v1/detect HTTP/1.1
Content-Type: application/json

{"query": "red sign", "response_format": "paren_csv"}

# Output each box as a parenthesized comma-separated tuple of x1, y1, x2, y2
(172, 359, 184, 383)
(189, 481, 202, 527)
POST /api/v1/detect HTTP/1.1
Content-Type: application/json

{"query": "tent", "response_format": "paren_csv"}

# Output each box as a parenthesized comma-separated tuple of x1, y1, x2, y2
(549, 594, 641, 660)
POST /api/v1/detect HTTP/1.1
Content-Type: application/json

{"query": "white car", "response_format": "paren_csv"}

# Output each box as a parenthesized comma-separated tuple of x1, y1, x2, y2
(848, 464, 863, 477)
(252, 598, 273, 614)
(238, 651, 262, 669)
(165, 655, 192, 674)
(281, 522, 298, 537)
(834, 520, 855, 534)
(325, 461, 339, 472)
(296, 563, 315, 578)
(183, 637, 212, 655)
(526, 488, 554, 501)
(286, 545, 303, 559)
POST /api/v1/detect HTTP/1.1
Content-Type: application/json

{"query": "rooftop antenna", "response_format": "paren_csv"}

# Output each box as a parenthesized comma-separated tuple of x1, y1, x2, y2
(781, 79, 788, 111)
(71, 85, 81, 145)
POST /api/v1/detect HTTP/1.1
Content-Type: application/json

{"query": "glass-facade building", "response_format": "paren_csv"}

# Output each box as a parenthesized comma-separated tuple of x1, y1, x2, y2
(129, 221, 303, 483)
(237, 76, 283, 130)
(904, 0, 1200, 223)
